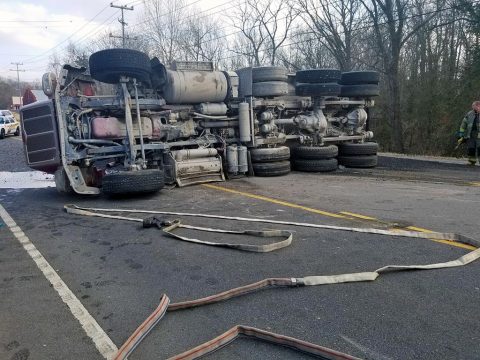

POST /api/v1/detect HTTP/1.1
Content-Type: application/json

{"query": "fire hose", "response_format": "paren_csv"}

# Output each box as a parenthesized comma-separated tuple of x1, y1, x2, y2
(64, 204, 480, 359)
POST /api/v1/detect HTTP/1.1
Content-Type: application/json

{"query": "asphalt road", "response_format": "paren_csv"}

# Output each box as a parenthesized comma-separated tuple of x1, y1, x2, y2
(1, 136, 480, 360)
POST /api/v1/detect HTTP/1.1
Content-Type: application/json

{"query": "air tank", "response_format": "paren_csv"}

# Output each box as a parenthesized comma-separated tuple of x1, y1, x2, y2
(198, 103, 228, 115)
(163, 70, 228, 104)
(238, 102, 251, 142)
(237, 146, 248, 173)
(227, 145, 238, 174)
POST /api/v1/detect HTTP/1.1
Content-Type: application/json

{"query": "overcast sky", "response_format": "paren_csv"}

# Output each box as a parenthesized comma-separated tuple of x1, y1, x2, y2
(0, 0, 227, 83)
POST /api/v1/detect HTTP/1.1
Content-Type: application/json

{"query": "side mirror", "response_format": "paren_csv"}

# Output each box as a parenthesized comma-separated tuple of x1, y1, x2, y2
(42, 72, 57, 97)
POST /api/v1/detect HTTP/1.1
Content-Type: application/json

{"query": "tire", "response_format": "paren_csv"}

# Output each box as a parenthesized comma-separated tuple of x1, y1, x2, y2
(296, 82, 341, 97)
(250, 146, 290, 163)
(340, 84, 379, 97)
(296, 69, 341, 83)
(102, 169, 164, 195)
(292, 145, 338, 159)
(54, 168, 74, 194)
(89, 48, 152, 84)
(14, 127, 20, 136)
(341, 71, 379, 85)
(252, 66, 288, 82)
(0, 129, 4, 139)
(338, 142, 378, 156)
(253, 161, 290, 177)
(293, 158, 338, 172)
(252, 81, 288, 97)
(338, 155, 378, 168)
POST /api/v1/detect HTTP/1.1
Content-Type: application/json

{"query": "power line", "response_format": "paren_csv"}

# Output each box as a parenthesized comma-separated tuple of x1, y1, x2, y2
(21, 0, 144, 65)
(21, 4, 113, 64)
(0, 20, 75, 23)
(128, 0, 231, 32)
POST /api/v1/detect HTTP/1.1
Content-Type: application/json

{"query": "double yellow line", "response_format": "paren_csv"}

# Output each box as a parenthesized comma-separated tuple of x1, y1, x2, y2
(202, 184, 475, 250)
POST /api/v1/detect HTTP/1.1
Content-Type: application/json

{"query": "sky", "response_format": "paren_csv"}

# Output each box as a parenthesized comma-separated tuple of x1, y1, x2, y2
(0, 0, 228, 83)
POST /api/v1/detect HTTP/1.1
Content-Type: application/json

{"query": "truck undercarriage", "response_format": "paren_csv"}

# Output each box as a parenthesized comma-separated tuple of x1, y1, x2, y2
(20, 48, 379, 195)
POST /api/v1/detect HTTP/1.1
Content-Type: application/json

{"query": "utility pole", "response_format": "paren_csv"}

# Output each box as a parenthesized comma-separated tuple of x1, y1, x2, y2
(10, 62, 25, 106)
(110, 2, 134, 47)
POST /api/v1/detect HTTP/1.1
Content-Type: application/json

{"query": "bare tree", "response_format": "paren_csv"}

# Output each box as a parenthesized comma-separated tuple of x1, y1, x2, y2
(231, 0, 296, 66)
(231, 1, 268, 66)
(295, 0, 363, 71)
(181, 17, 225, 66)
(359, 0, 444, 152)
(142, 0, 188, 64)
(47, 52, 62, 78)
(278, 30, 339, 70)
(258, 0, 297, 65)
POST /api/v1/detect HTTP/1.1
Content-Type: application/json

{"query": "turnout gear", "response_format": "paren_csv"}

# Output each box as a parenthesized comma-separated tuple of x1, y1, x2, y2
(459, 110, 480, 140)
(458, 109, 480, 164)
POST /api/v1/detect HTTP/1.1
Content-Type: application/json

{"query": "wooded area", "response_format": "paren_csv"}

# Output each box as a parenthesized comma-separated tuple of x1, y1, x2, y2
(37, 0, 480, 155)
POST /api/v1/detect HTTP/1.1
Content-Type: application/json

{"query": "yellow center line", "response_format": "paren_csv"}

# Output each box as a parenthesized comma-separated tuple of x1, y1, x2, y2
(468, 182, 480, 187)
(203, 183, 476, 250)
(406, 226, 476, 250)
(339, 211, 377, 221)
(202, 184, 347, 219)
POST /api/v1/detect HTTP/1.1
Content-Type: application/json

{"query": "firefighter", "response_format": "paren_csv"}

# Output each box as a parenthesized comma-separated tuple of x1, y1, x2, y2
(458, 101, 480, 165)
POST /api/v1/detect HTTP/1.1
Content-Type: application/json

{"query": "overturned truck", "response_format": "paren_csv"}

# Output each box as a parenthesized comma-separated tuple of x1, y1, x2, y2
(20, 48, 379, 195)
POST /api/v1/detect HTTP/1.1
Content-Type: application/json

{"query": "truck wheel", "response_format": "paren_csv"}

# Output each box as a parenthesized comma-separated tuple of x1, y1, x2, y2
(338, 155, 378, 168)
(252, 81, 289, 97)
(295, 69, 341, 83)
(250, 146, 290, 163)
(292, 145, 338, 159)
(102, 169, 164, 195)
(253, 161, 290, 177)
(295, 83, 341, 97)
(54, 168, 74, 194)
(14, 127, 20, 136)
(341, 71, 379, 85)
(252, 66, 288, 82)
(89, 48, 152, 84)
(0, 129, 4, 139)
(292, 158, 338, 172)
(338, 142, 378, 156)
(340, 84, 379, 97)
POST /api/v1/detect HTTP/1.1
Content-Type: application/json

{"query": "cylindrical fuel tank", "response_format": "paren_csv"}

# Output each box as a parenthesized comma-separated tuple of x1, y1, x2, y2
(173, 148, 218, 161)
(198, 103, 228, 115)
(227, 145, 238, 174)
(238, 102, 251, 142)
(91, 116, 153, 139)
(163, 70, 228, 104)
(237, 146, 248, 173)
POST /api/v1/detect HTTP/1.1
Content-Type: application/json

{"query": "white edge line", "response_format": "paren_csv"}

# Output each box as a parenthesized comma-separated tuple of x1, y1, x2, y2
(0, 203, 118, 359)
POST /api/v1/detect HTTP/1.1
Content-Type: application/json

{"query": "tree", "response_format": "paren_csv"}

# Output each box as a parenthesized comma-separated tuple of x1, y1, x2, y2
(359, 0, 445, 152)
(232, 0, 296, 66)
(231, 1, 268, 66)
(142, 0, 188, 64)
(181, 16, 225, 66)
(0, 77, 16, 109)
(277, 30, 339, 70)
(295, 0, 364, 71)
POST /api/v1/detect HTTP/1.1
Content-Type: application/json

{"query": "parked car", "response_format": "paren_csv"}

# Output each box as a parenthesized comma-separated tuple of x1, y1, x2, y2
(0, 109, 14, 118)
(0, 115, 20, 138)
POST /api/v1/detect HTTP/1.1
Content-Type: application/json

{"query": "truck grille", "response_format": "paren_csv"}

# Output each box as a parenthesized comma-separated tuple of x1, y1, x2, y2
(20, 100, 61, 173)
